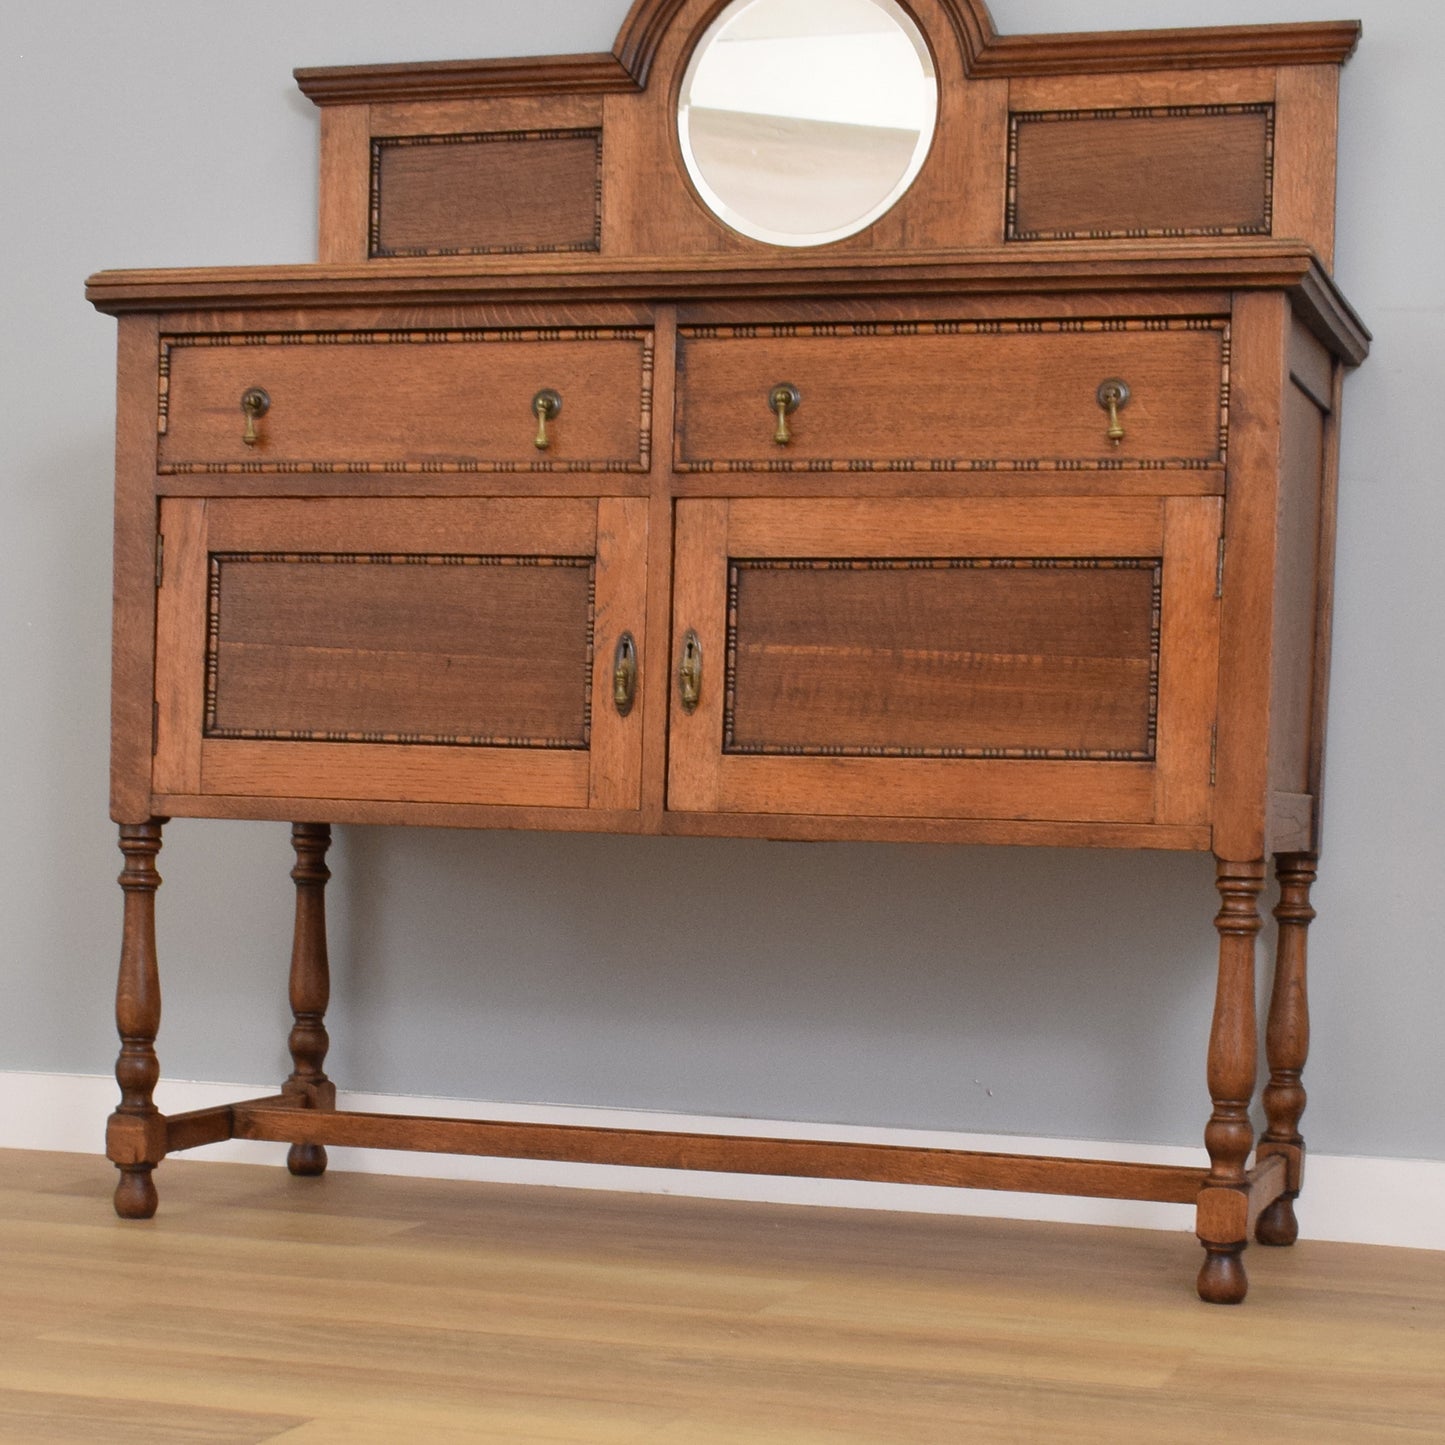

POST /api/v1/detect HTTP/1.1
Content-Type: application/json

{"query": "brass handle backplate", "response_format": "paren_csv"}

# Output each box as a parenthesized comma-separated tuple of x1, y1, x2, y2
(1097, 378, 1130, 447)
(240, 387, 270, 447)
(613, 633, 638, 717)
(533, 388, 563, 451)
(678, 629, 703, 713)
(770, 383, 801, 446)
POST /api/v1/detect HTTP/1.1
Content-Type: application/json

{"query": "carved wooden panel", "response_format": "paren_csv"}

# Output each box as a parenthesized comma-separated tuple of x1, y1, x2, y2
(158, 329, 653, 474)
(675, 320, 1229, 471)
(153, 496, 649, 812)
(371, 128, 602, 257)
(207, 554, 595, 748)
(725, 559, 1160, 761)
(668, 496, 1221, 827)
(1008, 106, 1274, 241)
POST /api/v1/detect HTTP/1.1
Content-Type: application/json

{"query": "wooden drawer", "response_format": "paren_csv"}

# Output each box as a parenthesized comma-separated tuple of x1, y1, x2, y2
(675, 319, 1228, 472)
(157, 327, 653, 474)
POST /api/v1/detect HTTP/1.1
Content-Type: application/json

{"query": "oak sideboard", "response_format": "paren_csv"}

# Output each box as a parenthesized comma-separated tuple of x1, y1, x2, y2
(88, 0, 1367, 1303)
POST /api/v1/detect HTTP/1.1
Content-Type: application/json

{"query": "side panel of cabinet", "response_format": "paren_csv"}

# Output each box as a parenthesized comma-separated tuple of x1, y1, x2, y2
(1266, 317, 1338, 852)
(667, 497, 1220, 827)
(111, 315, 163, 823)
(154, 496, 646, 810)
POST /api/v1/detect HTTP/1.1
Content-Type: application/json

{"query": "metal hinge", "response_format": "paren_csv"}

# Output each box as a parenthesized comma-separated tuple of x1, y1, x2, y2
(1215, 537, 1226, 599)
(152, 700, 160, 756)
(155, 533, 165, 588)
(1209, 724, 1218, 787)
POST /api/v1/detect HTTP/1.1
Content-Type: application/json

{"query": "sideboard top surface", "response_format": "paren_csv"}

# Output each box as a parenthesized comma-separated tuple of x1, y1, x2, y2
(85, 243, 1369, 365)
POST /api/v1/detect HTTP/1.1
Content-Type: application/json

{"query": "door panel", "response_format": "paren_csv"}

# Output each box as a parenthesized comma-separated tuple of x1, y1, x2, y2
(725, 558, 1160, 760)
(154, 496, 647, 810)
(668, 496, 1221, 826)
(208, 556, 596, 746)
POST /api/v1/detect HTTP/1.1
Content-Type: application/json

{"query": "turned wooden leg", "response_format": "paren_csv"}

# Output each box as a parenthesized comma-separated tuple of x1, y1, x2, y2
(283, 823, 335, 1177)
(1256, 852, 1317, 1246)
(106, 820, 167, 1219)
(1196, 858, 1265, 1304)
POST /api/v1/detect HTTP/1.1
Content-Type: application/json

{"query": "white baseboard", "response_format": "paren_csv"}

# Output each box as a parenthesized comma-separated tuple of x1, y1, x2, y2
(7, 1070, 1442, 1251)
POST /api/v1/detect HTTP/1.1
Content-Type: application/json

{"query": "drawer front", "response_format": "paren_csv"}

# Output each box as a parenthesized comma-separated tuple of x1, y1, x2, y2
(158, 328, 653, 473)
(675, 319, 1227, 472)
(153, 496, 647, 811)
(667, 496, 1221, 827)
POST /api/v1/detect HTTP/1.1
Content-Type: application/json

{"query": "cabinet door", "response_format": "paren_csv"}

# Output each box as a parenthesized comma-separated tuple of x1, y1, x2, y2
(668, 497, 1220, 827)
(153, 496, 647, 812)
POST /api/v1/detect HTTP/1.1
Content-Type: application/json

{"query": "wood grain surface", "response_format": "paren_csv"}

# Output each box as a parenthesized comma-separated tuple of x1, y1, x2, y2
(151, 497, 650, 813)
(209, 556, 595, 746)
(372, 130, 602, 258)
(82, 250, 1371, 368)
(667, 495, 1216, 828)
(1010, 109, 1272, 241)
(3, 1149, 1441, 1444)
(725, 560, 1159, 759)
(159, 330, 650, 472)
(675, 322, 1227, 470)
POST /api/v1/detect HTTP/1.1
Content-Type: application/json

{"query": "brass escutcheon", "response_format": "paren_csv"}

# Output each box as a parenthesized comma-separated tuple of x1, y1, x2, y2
(1097, 378, 1130, 447)
(533, 388, 563, 450)
(678, 629, 703, 713)
(613, 633, 638, 717)
(240, 387, 270, 447)
(769, 383, 801, 446)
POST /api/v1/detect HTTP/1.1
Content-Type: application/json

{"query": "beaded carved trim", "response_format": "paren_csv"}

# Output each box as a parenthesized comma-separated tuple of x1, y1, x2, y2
(1006, 104, 1275, 242)
(724, 557, 1161, 762)
(205, 552, 595, 750)
(676, 318, 1229, 473)
(369, 127, 603, 259)
(157, 328, 653, 475)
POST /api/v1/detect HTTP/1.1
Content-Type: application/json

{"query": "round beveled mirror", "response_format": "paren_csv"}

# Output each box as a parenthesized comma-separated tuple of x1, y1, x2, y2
(678, 0, 938, 247)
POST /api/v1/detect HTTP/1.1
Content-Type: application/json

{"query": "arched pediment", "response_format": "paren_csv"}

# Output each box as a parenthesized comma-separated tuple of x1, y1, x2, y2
(289, 0, 1360, 269)
(613, 0, 993, 86)
(296, 0, 1357, 104)
(612, 0, 1358, 86)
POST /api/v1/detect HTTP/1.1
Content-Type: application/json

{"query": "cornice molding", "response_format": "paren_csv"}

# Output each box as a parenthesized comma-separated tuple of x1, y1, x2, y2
(610, 0, 688, 89)
(294, 1, 1361, 107)
(968, 18, 1362, 77)
(294, 52, 640, 106)
(84, 243, 1369, 365)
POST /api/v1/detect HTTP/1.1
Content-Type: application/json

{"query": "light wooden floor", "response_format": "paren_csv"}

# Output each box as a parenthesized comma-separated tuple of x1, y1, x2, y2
(1, 1149, 1443, 1443)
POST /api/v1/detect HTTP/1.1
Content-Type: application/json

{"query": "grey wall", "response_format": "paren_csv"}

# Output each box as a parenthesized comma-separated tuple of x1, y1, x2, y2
(3, 0, 1440, 1161)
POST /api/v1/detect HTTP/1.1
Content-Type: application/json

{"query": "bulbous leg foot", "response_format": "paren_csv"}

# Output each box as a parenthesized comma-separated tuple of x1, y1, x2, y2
(1255, 1196, 1299, 1247)
(1197, 1245, 1249, 1304)
(113, 1165, 158, 1219)
(287, 1142, 328, 1177)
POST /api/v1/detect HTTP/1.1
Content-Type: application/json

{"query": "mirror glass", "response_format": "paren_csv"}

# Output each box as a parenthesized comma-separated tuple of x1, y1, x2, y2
(678, 0, 938, 247)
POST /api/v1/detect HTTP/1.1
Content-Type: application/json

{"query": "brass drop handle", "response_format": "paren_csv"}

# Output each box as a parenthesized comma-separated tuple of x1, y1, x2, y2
(240, 387, 270, 447)
(770, 383, 801, 447)
(678, 629, 703, 713)
(613, 633, 638, 717)
(533, 388, 562, 451)
(1097, 378, 1131, 447)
